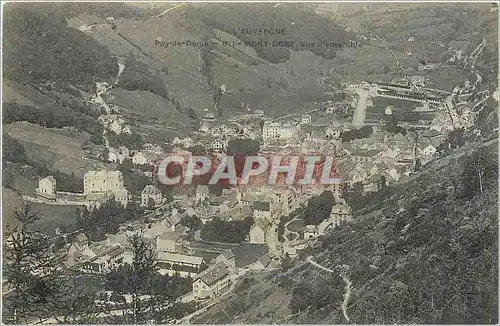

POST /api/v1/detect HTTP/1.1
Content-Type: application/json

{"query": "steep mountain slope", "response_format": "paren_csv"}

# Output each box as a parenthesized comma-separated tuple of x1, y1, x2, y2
(3, 4, 118, 91)
(67, 3, 352, 117)
(194, 141, 498, 324)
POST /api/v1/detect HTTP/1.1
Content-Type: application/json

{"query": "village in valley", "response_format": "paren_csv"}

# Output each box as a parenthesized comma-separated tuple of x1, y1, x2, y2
(15, 28, 494, 321)
(2, 2, 498, 324)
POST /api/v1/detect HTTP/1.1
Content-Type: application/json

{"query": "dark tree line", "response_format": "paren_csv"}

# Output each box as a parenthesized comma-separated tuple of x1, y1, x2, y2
(118, 54, 169, 99)
(201, 216, 254, 243)
(384, 115, 407, 135)
(107, 131, 144, 150)
(226, 138, 260, 156)
(76, 199, 143, 241)
(3, 103, 104, 143)
(302, 190, 335, 226)
(341, 126, 374, 142)
(3, 5, 117, 89)
(118, 158, 153, 196)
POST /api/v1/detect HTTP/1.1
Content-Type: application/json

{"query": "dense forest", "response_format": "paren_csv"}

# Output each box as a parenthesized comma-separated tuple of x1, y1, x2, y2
(3, 4, 118, 89)
(118, 55, 169, 99)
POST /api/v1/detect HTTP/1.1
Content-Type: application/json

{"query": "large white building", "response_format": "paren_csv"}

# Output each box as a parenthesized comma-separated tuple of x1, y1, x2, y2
(83, 170, 128, 207)
(262, 121, 299, 143)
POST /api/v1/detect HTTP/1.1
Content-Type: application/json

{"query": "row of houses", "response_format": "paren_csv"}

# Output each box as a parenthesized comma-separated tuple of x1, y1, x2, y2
(61, 230, 235, 301)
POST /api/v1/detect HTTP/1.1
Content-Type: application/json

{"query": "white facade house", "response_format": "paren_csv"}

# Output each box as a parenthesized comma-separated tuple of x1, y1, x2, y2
(301, 114, 312, 124)
(158, 252, 205, 278)
(193, 263, 230, 300)
(249, 217, 268, 244)
(211, 139, 226, 152)
(254, 109, 264, 117)
(132, 152, 159, 166)
(325, 106, 336, 114)
(195, 185, 209, 203)
(141, 185, 163, 207)
(80, 245, 125, 274)
(142, 143, 164, 155)
(156, 231, 183, 253)
(420, 144, 437, 156)
(108, 146, 130, 164)
(303, 225, 318, 239)
(262, 121, 299, 143)
(36, 176, 57, 200)
(325, 126, 341, 139)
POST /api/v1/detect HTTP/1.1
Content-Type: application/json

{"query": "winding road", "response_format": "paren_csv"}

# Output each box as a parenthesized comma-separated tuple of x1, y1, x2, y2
(306, 255, 352, 323)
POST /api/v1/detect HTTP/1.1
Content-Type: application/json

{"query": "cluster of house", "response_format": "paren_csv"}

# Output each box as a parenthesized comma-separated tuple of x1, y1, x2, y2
(59, 215, 236, 301)
(261, 110, 343, 147)
(108, 143, 164, 166)
(98, 114, 131, 135)
(35, 170, 129, 209)
(336, 126, 443, 192)
(137, 174, 346, 252)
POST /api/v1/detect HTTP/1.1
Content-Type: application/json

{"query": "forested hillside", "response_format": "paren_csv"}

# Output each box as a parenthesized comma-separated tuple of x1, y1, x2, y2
(3, 4, 118, 90)
(194, 141, 498, 324)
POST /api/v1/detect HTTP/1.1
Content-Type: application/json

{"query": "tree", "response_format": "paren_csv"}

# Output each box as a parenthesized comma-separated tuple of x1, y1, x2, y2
(414, 158, 422, 172)
(187, 108, 199, 121)
(461, 147, 497, 197)
(302, 191, 335, 225)
(447, 128, 466, 149)
(147, 197, 156, 210)
(180, 215, 203, 232)
(385, 115, 406, 135)
(226, 138, 260, 156)
(201, 217, 254, 243)
(342, 182, 363, 211)
(3, 203, 57, 324)
(124, 235, 160, 323)
(3, 166, 15, 189)
(50, 275, 104, 324)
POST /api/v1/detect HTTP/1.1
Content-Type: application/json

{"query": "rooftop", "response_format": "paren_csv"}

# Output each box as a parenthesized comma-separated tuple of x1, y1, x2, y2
(195, 263, 229, 285)
(253, 201, 270, 212)
(42, 175, 56, 184)
(142, 185, 161, 195)
(157, 252, 204, 266)
(221, 249, 235, 260)
(158, 231, 182, 241)
(351, 149, 381, 157)
(75, 233, 88, 244)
